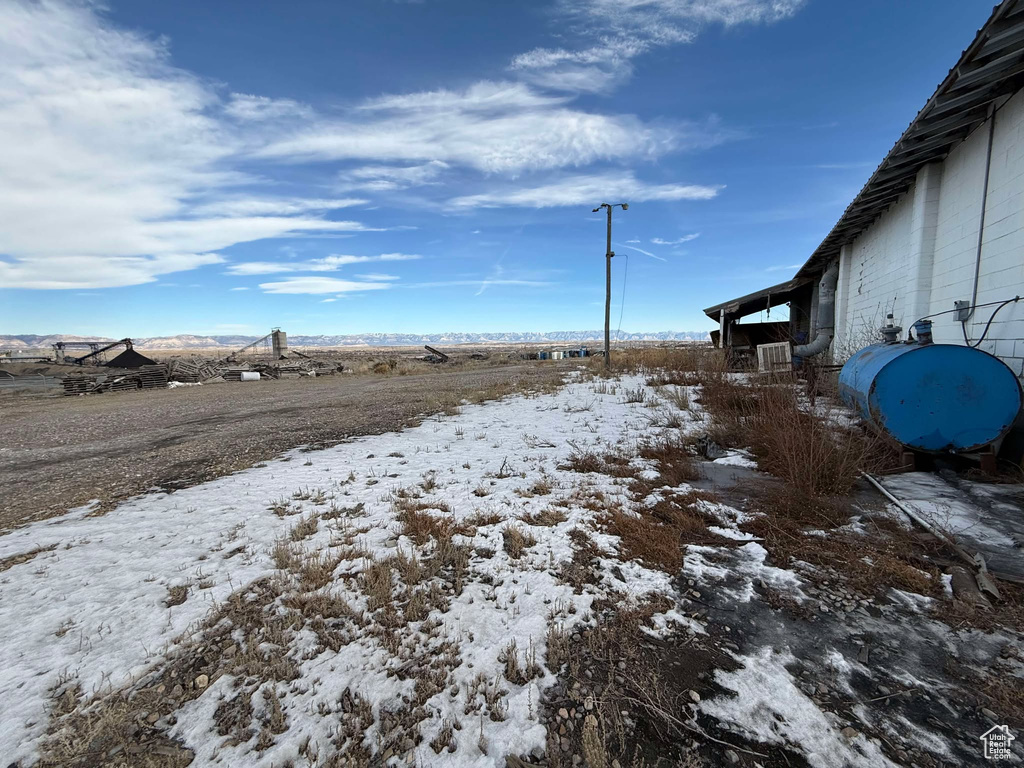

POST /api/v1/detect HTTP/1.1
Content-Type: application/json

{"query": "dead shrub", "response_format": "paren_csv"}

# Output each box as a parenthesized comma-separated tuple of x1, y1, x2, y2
(558, 527, 603, 592)
(394, 549, 422, 585)
(698, 376, 899, 500)
(165, 584, 189, 607)
(623, 386, 648, 404)
(272, 538, 301, 571)
(659, 385, 692, 411)
(560, 446, 637, 479)
(609, 346, 710, 374)
(42, 695, 194, 767)
(745, 494, 944, 598)
(545, 623, 571, 671)
(430, 720, 455, 754)
(290, 512, 319, 541)
(636, 431, 700, 488)
(322, 501, 365, 520)
(499, 638, 541, 685)
(518, 508, 568, 527)
(282, 591, 359, 622)
(465, 509, 505, 527)
(297, 550, 345, 590)
(744, 386, 887, 499)
(696, 371, 749, 417)
(395, 501, 473, 545)
(599, 491, 717, 573)
(518, 475, 554, 497)
(647, 370, 702, 387)
(560, 449, 603, 474)
(361, 558, 395, 614)
(502, 524, 537, 559)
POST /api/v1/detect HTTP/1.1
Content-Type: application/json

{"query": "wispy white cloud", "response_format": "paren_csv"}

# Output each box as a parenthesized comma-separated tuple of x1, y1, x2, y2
(813, 161, 872, 170)
(354, 273, 401, 281)
(567, 0, 806, 35)
(337, 161, 449, 192)
(617, 243, 665, 262)
(193, 198, 367, 216)
(256, 81, 688, 174)
(259, 277, 393, 294)
(224, 93, 313, 122)
(511, 0, 804, 94)
(652, 233, 700, 245)
(229, 287, 249, 291)
(0, 1, 375, 289)
(509, 38, 650, 94)
(765, 263, 802, 272)
(226, 253, 421, 276)
(448, 172, 721, 209)
(410, 279, 552, 290)
(0, 0, 749, 293)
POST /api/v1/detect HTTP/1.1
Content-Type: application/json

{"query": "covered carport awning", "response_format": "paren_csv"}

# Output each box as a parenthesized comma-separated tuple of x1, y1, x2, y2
(702, 277, 812, 322)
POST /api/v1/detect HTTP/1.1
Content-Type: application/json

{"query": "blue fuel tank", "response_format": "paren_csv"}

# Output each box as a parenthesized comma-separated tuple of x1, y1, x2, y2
(838, 341, 1022, 453)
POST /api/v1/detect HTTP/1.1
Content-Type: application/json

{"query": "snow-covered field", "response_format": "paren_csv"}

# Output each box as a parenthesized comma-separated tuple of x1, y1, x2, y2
(2, 373, 688, 765)
(1, 370, 1003, 767)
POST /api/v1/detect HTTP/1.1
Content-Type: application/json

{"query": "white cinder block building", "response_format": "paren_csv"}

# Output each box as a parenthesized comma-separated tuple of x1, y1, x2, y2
(706, 0, 1024, 379)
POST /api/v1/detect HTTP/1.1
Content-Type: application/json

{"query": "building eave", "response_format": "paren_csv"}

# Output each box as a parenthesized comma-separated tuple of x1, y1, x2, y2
(796, 0, 1024, 279)
(702, 277, 812, 321)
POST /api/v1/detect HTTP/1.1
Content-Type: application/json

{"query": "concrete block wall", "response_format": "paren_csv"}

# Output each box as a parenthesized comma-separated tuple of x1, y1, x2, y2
(834, 185, 913, 355)
(834, 89, 1024, 378)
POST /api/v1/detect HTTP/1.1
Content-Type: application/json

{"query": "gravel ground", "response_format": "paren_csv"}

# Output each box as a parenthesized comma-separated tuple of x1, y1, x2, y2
(0, 363, 565, 530)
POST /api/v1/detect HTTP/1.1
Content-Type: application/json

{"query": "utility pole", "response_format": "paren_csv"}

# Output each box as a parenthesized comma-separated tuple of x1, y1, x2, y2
(592, 202, 628, 368)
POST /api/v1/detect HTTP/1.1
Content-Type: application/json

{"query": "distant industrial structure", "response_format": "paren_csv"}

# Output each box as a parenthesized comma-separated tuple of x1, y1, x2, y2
(706, 0, 1024, 382)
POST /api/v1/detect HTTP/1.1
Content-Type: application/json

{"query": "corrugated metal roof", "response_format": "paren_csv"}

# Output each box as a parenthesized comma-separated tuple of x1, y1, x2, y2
(703, 277, 812, 320)
(797, 0, 1024, 278)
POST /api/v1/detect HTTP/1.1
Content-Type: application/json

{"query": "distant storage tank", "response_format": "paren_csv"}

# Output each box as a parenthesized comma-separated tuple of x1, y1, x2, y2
(839, 331, 1022, 453)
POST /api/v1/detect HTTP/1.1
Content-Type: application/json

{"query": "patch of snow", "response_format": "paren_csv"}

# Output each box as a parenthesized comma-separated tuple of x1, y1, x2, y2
(713, 452, 757, 469)
(702, 646, 898, 768)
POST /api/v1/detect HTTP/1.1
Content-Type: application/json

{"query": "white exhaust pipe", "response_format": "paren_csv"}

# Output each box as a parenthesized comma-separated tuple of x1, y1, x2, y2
(793, 262, 839, 357)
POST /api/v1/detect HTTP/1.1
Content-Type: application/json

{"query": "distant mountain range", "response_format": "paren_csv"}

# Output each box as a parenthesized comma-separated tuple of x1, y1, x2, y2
(2, 330, 710, 350)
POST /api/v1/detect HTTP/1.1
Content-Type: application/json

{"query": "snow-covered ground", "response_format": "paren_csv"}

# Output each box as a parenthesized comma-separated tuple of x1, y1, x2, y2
(0, 371, 996, 767)
(2, 373, 688, 765)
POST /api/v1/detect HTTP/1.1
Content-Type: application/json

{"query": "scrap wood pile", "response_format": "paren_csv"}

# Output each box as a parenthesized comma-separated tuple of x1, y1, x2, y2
(63, 364, 168, 396)
(167, 357, 221, 383)
(252, 359, 341, 379)
(168, 356, 340, 384)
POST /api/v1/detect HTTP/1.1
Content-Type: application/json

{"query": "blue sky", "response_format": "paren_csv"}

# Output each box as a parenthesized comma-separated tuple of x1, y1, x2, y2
(0, 0, 995, 337)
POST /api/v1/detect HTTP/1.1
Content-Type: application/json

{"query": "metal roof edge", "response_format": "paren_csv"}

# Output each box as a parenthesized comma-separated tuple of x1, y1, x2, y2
(795, 0, 1021, 279)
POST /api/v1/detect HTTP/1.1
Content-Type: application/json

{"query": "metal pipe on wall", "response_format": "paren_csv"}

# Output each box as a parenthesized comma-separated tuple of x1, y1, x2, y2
(968, 103, 997, 321)
(793, 262, 840, 357)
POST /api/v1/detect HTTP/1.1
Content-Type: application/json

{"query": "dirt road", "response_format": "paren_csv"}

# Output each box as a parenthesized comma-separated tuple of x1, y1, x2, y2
(0, 364, 563, 530)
